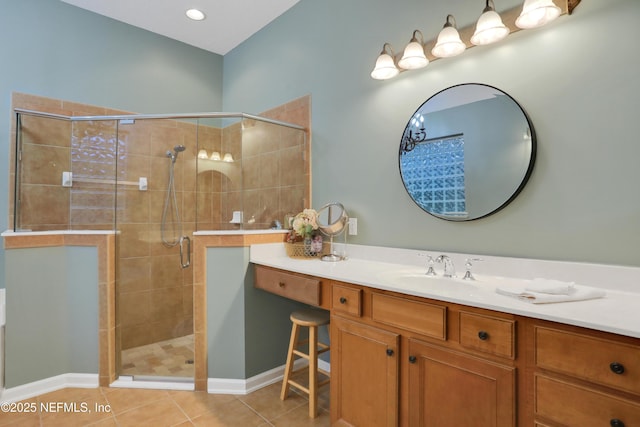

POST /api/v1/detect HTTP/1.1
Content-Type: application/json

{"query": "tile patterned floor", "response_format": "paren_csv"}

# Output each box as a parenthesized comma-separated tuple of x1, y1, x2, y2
(0, 378, 330, 426)
(121, 335, 195, 378)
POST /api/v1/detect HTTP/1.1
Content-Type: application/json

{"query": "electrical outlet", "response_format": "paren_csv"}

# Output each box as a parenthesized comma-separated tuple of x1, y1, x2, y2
(348, 217, 358, 235)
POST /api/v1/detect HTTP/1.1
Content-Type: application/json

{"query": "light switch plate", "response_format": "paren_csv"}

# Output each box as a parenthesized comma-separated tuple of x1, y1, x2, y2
(348, 217, 358, 235)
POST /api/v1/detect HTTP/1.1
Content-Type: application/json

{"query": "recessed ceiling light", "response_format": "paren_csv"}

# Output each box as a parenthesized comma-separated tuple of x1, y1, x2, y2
(186, 8, 206, 21)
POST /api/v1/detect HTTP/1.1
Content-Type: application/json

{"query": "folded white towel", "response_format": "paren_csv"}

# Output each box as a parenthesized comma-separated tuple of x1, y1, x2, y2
(496, 285, 606, 304)
(525, 278, 575, 295)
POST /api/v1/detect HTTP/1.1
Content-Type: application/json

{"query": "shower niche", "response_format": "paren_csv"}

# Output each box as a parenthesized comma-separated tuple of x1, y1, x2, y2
(10, 93, 310, 380)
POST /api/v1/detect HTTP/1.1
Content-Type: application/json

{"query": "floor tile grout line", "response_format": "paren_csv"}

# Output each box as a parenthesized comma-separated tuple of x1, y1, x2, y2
(102, 388, 173, 418)
(234, 396, 275, 426)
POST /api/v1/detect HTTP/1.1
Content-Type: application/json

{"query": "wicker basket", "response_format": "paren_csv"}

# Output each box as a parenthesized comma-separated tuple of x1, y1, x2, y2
(285, 241, 330, 259)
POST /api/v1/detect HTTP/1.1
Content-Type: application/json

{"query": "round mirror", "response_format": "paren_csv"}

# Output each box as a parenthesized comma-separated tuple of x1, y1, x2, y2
(316, 202, 348, 262)
(399, 83, 536, 221)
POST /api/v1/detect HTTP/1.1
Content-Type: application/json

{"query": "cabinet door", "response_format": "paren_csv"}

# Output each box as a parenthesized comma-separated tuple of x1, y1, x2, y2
(408, 339, 515, 427)
(331, 316, 400, 427)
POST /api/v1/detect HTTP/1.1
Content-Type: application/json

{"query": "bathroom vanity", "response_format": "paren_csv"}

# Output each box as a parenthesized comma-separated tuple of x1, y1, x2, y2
(251, 243, 640, 427)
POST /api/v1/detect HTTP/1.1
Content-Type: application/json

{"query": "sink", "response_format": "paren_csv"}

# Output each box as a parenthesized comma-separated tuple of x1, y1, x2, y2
(377, 268, 479, 293)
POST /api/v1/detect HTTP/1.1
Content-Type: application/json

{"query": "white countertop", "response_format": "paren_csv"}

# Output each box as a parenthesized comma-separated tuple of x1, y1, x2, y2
(250, 243, 640, 339)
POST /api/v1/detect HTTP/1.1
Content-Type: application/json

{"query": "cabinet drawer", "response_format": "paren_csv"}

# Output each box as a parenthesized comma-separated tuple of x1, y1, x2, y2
(459, 311, 515, 359)
(332, 284, 362, 317)
(536, 326, 640, 395)
(371, 293, 446, 340)
(535, 374, 640, 426)
(254, 265, 320, 305)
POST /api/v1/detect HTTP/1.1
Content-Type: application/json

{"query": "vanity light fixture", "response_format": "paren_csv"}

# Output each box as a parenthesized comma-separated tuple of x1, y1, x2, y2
(398, 30, 429, 70)
(197, 150, 234, 162)
(186, 8, 206, 21)
(471, 0, 510, 46)
(431, 15, 466, 58)
(515, 0, 561, 29)
(370, 0, 580, 80)
(371, 43, 400, 80)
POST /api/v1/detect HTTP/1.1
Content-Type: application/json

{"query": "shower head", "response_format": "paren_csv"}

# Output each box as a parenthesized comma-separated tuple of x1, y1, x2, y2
(167, 145, 187, 163)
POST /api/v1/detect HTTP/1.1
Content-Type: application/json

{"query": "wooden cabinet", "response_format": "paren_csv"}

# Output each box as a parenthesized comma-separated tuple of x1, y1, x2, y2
(459, 311, 515, 359)
(332, 288, 515, 427)
(371, 293, 446, 340)
(532, 323, 640, 426)
(254, 264, 321, 305)
(408, 339, 516, 427)
(332, 284, 362, 318)
(331, 315, 399, 427)
(252, 265, 640, 426)
(535, 374, 640, 426)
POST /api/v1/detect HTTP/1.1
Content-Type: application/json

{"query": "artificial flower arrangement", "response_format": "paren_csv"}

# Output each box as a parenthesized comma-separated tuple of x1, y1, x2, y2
(286, 208, 319, 242)
(285, 208, 324, 257)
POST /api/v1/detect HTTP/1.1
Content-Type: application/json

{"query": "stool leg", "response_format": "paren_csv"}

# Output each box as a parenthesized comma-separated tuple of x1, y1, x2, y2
(308, 324, 318, 418)
(280, 322, 300, 401)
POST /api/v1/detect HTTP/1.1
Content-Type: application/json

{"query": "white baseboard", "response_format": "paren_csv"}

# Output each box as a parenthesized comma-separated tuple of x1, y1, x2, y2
(0, 359, 331, 401)
(1, 373, 98, 403)
(209, 358, 331, 395)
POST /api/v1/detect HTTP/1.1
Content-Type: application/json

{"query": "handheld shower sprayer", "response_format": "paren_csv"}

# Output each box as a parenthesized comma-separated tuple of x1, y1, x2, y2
(166, 145, 186, 163)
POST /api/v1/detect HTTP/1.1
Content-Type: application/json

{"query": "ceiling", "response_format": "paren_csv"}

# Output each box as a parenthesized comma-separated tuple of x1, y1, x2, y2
(60, 0, 300, 55)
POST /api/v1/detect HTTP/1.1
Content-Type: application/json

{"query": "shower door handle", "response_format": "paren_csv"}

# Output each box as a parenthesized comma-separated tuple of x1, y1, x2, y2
(179, 235, 191, 268)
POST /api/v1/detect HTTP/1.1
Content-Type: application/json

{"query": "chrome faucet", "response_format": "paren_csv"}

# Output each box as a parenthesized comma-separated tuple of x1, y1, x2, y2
(435, 255, 456, 278)
(424, 255, 437, 276)
(462, 258, 483, 281)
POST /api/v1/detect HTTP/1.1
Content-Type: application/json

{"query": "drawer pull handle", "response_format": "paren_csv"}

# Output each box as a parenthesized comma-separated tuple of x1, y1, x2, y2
(339, 297, 347, 304)
(610, 419, 625, 427)
(610, 362, 625, 375)
(478, 330, 489, 341)
(278, 281, 285, 288)
(409, 355, 417, 364)
(386, 349, 394, 357)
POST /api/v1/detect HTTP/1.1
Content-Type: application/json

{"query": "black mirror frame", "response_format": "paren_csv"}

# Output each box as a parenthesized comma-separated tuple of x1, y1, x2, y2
(398, 83, 537, 221)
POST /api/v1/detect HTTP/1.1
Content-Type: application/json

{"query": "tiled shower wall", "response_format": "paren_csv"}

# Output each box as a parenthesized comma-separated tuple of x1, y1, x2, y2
(9, 92, 311, 351)
(114, 118, 198, 350)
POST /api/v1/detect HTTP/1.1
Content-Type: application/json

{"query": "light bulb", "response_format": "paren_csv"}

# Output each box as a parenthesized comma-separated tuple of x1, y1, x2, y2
(371, 44, 399, 80)
(471, 1, 510, 46)
(516, 0, 561, 29)
(186, 9, 206, 21)
(398, 31, 428, 70)
(432, 16, 466, 58)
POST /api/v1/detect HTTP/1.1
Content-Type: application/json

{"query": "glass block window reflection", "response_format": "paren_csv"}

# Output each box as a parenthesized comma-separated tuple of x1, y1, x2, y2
(400, 136, 467, 217)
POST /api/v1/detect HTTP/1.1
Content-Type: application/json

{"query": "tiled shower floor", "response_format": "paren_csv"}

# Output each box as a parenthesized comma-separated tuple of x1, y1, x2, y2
(121, 335, 195, 378)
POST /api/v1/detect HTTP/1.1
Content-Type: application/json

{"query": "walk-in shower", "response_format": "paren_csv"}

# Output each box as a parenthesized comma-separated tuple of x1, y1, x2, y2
(11, 98, 308, 383)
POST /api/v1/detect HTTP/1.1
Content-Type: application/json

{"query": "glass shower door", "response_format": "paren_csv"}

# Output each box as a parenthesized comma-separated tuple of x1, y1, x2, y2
(115, 118, 196, 380)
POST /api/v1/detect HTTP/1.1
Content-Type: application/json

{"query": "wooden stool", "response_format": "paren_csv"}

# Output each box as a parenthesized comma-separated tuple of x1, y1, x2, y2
(280, 308, 330, 418)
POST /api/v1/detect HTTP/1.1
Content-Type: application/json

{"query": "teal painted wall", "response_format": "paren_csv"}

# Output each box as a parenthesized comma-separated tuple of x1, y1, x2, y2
(206, 247, 307, 379)
(4, 246, 98, 387)
(223, 0, 640, 267)
(0, 0, 224, 289)
(206, 247, 247, 378)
